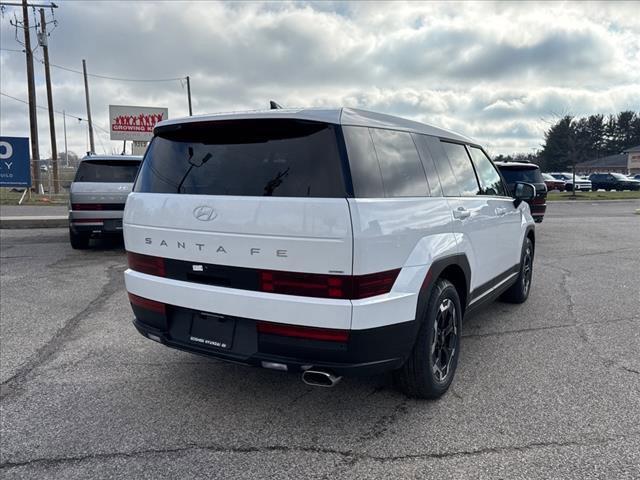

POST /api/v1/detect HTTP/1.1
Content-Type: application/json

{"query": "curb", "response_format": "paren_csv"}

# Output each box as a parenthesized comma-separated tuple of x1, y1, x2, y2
(0, 216, 68, 229)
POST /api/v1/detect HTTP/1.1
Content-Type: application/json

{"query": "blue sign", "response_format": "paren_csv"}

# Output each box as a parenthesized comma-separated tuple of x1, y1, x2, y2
(0, 136, 31, 188)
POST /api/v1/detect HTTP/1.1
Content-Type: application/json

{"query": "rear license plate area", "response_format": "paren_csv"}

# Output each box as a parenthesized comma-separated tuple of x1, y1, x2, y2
(189, 313, 236, 350)
(103, 219, 123, 231)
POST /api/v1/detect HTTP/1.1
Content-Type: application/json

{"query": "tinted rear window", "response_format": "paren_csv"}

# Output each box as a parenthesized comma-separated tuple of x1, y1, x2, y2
(499, 166, 543, 184)
(369, 128, 429, 197)
(342, 126, 384, 198)
(134, 120, 346, 197)
(74, 160, 140, 183)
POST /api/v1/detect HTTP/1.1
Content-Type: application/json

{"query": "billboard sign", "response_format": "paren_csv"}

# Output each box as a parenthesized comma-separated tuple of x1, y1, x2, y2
(109, 105, 168, 141)
(0, 136, 31, 188)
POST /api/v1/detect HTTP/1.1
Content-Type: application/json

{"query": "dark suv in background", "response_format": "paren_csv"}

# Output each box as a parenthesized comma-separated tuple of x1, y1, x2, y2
(495, 161, 547, 223)
(588, 173, 640, 191)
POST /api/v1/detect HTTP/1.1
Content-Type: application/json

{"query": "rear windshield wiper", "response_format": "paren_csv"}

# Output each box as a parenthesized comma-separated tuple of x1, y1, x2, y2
(176, 147, 212, 193)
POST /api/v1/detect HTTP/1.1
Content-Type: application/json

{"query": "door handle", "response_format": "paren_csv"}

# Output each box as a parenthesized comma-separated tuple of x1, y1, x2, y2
(495, 207, 507, 216)
(453, 206, 471, 220)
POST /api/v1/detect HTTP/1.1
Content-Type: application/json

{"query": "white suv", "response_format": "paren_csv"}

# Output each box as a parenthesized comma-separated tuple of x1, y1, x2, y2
(123, 108, 536, 399)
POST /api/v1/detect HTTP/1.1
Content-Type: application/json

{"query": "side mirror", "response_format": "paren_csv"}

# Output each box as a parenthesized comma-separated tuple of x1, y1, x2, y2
(513, 182, 535, 206)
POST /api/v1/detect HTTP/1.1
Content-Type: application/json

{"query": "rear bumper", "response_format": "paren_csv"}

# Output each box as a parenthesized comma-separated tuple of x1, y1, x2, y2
(69, 211, 124, 235)
(131, 307, 415, 376)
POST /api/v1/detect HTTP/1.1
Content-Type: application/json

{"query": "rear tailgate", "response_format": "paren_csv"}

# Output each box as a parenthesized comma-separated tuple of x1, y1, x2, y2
(123, 119, 354, 329)
(70, 181, 132, 206)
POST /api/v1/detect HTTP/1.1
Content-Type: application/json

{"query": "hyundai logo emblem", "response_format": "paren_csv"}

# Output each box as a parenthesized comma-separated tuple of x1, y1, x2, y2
(193, 205, 218, 221)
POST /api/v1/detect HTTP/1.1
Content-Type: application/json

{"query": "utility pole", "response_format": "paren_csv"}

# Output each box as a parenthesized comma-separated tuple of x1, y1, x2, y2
(21, 0, 41, 192)
(82, 59, 95, 154)
(62, 110, 68, 167)
(186, 75, 192, 116)
(39, 7, 58, 192)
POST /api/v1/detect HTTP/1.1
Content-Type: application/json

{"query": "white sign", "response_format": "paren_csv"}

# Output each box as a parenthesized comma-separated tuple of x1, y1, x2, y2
(109, 105, 168, 141)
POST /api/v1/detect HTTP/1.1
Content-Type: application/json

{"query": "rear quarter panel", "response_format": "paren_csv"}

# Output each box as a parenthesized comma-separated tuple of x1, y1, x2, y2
(348, 197, 458, 329)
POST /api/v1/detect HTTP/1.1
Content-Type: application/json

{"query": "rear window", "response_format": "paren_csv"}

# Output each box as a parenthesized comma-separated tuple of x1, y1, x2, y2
(134, 120, 346, 197)
(499, 166, 543, 184)
(74, 160, 140, 183)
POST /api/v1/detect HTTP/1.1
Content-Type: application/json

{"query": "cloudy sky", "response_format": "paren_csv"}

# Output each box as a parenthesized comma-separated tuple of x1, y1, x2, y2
(1, 0, 639, 158)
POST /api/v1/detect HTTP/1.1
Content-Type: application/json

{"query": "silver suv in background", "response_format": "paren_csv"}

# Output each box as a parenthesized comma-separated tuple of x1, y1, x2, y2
(69, 155, 142, 249)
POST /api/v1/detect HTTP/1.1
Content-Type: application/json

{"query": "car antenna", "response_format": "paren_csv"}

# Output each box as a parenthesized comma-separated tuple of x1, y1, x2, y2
(269, 100, 283, 110)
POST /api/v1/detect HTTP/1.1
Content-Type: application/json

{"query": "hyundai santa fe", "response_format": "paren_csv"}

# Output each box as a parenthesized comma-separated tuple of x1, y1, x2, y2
(123, 108, 536, 399)
(69, 155, 142, 249)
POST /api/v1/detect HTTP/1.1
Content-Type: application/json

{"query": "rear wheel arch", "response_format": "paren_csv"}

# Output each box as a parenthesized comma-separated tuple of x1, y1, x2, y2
(416, 255, 470, 322)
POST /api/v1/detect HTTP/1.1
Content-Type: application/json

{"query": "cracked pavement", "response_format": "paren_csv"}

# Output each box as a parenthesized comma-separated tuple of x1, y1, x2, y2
(1, 201, 639, 479)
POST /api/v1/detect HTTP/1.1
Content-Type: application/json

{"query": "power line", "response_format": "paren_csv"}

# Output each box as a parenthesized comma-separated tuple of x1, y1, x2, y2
(0, 46, 187, 82)
(1, 90, 111, 154)
(39, 57, 186, 83)
(0, 90, 110, 134)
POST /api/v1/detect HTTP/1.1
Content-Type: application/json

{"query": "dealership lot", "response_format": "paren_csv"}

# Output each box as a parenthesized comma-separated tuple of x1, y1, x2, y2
(1, 201, 639, 479)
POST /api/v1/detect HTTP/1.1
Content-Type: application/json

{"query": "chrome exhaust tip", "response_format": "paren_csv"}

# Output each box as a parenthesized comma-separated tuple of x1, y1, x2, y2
(302, 369, 342, 388)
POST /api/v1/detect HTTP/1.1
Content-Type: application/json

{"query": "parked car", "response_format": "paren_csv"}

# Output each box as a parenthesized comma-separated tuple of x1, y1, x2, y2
(69, 155, 142, 249)
(549, 172, 593, 191)
(542, 172, 565, 191)
(628, 174, 640, 180)
(124, 107, 536, 399)
(495, 161, 547, 222)
(589, 173, 640, 191)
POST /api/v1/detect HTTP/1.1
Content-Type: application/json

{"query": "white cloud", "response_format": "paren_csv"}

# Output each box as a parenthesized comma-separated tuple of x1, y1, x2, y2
(0, 0, 638, 156)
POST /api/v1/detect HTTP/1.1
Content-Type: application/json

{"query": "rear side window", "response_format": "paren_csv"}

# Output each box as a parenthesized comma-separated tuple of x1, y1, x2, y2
(369, 128, 429, 197)
(134, 120, 346, 197)
(441, 142, 480, 196)
(74, 160, 140, 183)
(342, 126, 384, 198)
(499, 167, 543, 185)
(468, 147, 506, 196)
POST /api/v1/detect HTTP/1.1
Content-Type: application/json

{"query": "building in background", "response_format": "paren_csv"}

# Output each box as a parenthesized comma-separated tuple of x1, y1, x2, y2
(575, 145, 640, 174)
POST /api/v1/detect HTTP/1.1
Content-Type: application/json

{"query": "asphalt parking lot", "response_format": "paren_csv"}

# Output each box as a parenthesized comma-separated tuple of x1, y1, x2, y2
(1, 201, 639, 479)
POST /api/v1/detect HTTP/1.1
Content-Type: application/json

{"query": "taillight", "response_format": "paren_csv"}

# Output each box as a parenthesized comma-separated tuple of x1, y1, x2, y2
(127, 252, 166, 277)
(128, 292, 166, 314)
(259, 269, 400, 299)
(257, 321, 349, 342)
(351, 269, 401, 299)
(72, 203, 103, 210)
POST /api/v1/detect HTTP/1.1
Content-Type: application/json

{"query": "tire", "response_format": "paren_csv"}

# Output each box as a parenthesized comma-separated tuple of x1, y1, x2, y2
(394, 278, 462, 399)
(69, 228, 90, 250)
(500, 237, 534, 304)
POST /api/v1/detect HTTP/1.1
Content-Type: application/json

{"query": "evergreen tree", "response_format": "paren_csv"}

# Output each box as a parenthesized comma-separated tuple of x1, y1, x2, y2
(539, 116, 574, 171)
